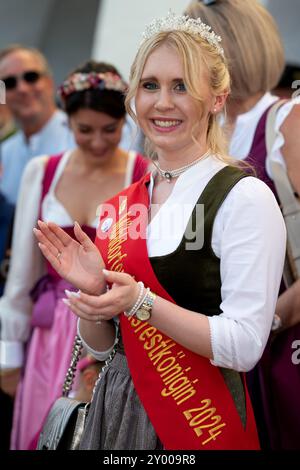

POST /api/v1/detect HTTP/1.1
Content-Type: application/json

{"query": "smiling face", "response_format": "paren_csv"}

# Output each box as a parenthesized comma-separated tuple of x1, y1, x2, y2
(135, 43, 214, 163)
(69, 108, 124, 163)
(0, 50, 55, 126)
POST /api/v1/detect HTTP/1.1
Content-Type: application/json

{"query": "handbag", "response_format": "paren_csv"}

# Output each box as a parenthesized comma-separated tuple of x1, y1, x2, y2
(266, 99, 300, 287)
(37, 397, 90, 450)
(37, 330, 119, 450)
(37, 334, 88, 450)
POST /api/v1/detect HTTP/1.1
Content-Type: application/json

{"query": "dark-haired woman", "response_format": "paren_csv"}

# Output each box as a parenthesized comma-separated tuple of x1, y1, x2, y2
(0, 61, 149, 450)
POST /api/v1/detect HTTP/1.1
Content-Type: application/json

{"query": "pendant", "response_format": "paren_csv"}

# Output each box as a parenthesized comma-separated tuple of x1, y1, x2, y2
(164, 171, 172, 183)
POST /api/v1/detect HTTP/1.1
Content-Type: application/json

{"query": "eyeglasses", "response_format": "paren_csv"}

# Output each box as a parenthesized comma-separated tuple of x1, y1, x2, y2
(1, 70, 44, 90)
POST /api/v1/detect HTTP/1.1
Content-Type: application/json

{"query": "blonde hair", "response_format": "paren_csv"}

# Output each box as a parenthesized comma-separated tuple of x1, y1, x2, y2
(126, 28, 242, 166)
(185, 0, 285, 101)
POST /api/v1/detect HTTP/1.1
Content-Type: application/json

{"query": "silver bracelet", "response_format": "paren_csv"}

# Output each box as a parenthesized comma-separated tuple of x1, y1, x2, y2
(124, 281, 144, 317)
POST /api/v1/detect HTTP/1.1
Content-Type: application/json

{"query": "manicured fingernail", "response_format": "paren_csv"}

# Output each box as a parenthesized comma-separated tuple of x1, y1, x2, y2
(102, 269, 109, 275)
(64, 289, 72, 298)
(65, 289, 81, 298)
(62, 298, 71, 306)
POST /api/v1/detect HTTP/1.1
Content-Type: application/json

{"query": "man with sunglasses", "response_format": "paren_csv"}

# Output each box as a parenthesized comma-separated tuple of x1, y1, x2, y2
(0, 45, 75, 205)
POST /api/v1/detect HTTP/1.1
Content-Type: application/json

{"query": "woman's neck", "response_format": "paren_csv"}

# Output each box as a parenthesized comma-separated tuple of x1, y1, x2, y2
(156, 141, 209, 172)
(68, 147, 127, 176)
(226, 92, 265, 125)
(223, 92, 265, 141)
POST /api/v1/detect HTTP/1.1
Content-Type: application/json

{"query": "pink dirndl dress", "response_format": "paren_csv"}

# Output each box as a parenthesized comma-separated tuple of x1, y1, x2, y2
(10, 152, 149, 450)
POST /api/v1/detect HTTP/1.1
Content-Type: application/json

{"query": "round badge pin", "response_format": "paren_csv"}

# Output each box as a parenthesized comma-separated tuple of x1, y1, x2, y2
(101, 217, 113, 233)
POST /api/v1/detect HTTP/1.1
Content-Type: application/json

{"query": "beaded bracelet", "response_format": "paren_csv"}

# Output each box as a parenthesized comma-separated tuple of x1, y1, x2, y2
(133, 287, 150, 316)
(124, 281, 144, 317)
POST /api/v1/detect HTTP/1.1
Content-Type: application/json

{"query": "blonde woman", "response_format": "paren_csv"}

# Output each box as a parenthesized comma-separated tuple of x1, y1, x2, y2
(34, 12, 286, 450)
(186, 0, 300, 450)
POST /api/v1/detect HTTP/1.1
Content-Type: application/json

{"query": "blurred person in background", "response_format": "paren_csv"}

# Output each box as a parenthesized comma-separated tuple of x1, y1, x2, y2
(0, 103, 16, 450)
(185, 0, 300, 450)
(0, 45, 75, 206)
(0, 60, 149, 450)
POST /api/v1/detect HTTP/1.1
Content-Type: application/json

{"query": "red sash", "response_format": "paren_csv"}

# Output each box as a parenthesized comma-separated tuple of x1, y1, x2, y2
(95, 174, 260, 450)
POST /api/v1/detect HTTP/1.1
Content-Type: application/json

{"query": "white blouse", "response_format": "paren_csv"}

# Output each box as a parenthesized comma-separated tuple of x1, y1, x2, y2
(229, 92, 300, 178)
(42, 150, 139, 226)
(80, 155, 286, 372)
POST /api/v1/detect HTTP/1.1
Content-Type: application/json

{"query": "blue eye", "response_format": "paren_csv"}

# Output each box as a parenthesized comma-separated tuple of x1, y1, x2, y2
(175, 81, 186, 92)
(142, 81, 158, 90)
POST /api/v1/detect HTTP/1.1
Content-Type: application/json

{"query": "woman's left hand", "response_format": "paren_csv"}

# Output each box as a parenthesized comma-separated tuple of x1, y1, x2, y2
(64, 269, 141, 322)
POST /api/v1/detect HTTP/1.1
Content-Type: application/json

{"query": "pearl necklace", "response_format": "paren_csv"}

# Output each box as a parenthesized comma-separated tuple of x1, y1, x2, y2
(153, 149, 211, 183)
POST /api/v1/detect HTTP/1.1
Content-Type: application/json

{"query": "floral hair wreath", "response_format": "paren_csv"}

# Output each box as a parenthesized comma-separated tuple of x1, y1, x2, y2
(58, 71, 128, 101)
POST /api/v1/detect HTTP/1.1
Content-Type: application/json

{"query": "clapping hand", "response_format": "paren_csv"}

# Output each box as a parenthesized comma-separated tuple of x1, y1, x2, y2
(63, 270, 140, 323)
(34, 220, 106, 295)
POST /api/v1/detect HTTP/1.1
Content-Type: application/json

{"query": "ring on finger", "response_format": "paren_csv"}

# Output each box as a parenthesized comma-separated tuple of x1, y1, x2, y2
(56, 251, 62, 259)
(96, 315, 102, 325)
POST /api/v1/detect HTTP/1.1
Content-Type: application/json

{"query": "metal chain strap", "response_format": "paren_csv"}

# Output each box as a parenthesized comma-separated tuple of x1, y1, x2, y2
(62, 324, 120, 400)
(62, 334, 83, 397)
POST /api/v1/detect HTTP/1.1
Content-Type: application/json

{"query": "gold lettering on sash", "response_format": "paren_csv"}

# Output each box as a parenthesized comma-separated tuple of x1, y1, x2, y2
(107, 212, 133, 273)
(127, 316, 227, 446)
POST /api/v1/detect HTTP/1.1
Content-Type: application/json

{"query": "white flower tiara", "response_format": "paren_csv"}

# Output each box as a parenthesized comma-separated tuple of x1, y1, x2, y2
(141, 11, 224, 58)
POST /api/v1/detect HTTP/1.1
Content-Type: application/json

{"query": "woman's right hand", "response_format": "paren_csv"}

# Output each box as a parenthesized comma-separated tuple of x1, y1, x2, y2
(33, 220, 106, 295)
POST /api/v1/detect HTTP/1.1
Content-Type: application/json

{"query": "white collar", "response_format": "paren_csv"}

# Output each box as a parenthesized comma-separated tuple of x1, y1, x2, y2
(229, 92, 278, 159)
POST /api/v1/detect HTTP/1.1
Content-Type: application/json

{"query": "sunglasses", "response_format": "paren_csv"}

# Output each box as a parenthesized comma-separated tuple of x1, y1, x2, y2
(1, 70, 44, 90)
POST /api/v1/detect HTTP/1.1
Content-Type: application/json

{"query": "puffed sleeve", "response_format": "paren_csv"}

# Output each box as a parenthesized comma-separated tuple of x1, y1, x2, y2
(208, 176, 286, 372)
(0, 156, 47, 368)
(266, 97, 300, 177)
